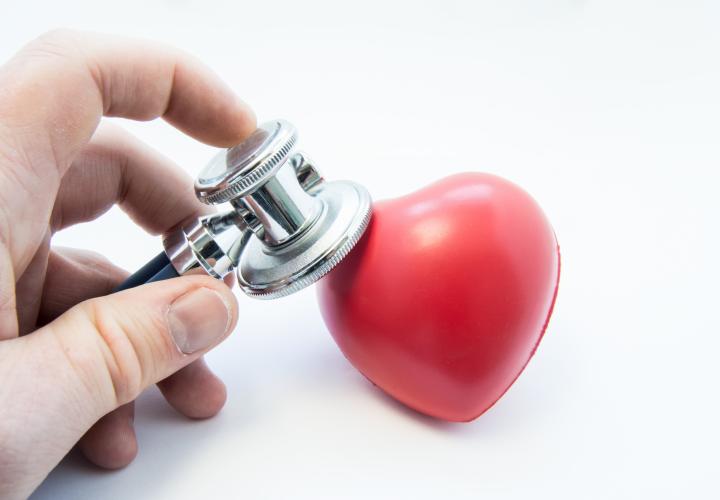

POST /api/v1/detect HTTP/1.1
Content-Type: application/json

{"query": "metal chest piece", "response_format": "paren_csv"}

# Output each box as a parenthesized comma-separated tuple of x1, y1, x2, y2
(195, 119, 372, 299)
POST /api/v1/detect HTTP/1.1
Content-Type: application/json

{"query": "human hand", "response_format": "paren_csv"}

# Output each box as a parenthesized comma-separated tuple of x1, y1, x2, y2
(0, 30, 255, 499)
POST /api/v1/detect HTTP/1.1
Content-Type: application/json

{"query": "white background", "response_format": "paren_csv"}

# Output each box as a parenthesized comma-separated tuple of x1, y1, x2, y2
(0, 0, 718, 498)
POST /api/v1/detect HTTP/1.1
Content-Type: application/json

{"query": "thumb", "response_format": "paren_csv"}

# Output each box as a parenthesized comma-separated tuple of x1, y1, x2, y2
(0, 275, 237, 497)
(42, 275, 238, 417)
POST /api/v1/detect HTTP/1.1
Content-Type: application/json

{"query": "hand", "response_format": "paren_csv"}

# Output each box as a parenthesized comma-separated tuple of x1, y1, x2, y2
(0, 30, 255, 499)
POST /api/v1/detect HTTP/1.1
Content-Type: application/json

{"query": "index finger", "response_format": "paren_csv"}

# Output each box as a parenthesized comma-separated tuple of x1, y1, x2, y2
(0, 30, 255, 276)
(0, 29, 255, 171)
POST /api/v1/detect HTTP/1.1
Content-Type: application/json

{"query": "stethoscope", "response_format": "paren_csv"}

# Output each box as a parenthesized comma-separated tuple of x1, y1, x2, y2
(116, 119, 372, 298)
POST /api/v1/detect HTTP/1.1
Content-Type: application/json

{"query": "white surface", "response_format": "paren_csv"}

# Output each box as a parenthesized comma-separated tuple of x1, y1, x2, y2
(0, 1, 717, 498)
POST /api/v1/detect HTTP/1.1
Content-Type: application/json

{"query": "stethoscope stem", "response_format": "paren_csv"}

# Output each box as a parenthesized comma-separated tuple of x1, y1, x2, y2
(112, 119, 371, 299)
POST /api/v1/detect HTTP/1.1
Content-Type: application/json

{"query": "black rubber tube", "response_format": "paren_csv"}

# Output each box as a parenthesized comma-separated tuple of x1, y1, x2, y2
(114, 252, 180, 292)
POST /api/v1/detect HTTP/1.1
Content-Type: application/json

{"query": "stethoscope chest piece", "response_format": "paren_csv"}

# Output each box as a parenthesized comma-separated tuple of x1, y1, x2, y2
(194, 120, 372, 299)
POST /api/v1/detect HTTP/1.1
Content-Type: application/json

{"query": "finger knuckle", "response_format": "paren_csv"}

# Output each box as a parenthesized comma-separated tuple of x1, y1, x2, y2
(29, 29, 83, 58)
(80, 299, 148, 406)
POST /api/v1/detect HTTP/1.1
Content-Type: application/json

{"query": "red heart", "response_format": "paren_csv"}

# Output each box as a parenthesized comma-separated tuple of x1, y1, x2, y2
(317, 173, 560, 422)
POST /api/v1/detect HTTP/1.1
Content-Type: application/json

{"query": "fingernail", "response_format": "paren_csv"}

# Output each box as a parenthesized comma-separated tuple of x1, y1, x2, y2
(167, 288, 232, 354)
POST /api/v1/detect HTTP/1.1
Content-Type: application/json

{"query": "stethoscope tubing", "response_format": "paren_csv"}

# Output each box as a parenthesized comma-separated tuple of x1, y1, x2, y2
(114, 252, 180, 292)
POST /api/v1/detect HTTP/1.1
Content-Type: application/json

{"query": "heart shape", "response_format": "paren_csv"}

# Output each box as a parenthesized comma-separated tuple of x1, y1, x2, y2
(317, 173, 560, 422)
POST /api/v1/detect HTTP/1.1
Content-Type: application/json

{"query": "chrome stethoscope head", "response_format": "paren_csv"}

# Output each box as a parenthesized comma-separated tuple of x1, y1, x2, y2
(162, 120, 372, 299)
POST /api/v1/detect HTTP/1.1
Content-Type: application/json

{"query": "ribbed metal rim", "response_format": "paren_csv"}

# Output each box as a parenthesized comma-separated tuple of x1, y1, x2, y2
(197, 120, 297, 205)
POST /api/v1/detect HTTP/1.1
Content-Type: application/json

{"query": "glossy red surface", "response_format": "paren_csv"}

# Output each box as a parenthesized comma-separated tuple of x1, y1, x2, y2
(317, 173, 560, 422)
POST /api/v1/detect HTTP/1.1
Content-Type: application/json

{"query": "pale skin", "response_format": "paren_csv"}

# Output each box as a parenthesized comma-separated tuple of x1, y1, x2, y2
(0, 30, 256, 498)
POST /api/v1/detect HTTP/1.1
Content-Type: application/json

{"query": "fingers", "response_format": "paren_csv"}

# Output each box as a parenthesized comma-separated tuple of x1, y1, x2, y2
(38, 247, 128, 326)
(77, 402, 137, 470)
(0, 29, 255, 277)
(52, 123, 209, 235)
(42, 247, 137, 470)
(80, 357, 228, 469)
(157, 357, 227, 419)
(0, 275, 238, 494)
(0, 29, 255, 169)
(13, 229, 51, 336)
(0, 245, 18, 340)
(42, 247, 230, 469)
